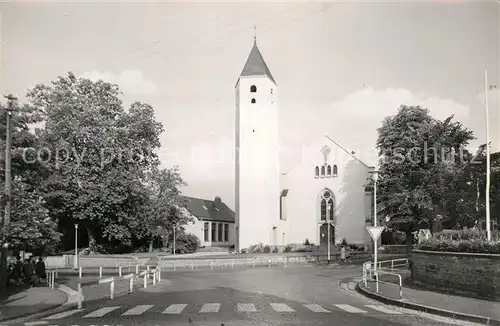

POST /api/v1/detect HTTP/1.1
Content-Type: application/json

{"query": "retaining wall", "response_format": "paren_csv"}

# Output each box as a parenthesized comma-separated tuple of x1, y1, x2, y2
(411, 250, 500, 300)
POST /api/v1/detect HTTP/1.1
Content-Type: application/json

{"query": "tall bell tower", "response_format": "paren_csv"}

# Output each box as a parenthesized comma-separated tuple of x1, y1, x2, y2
(235, 36, 280, 252)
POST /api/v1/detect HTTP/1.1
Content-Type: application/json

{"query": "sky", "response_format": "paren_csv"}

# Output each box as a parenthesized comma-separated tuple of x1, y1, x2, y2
(1, 1, 499, 210)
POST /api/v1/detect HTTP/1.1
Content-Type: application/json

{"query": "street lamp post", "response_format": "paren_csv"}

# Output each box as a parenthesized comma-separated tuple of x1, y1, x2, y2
(369, 170, 380, 278)
(172, 225, 176, 256)
(327, 204, 332, 263)
(484, 70, 497, 242)
(74, 224, 78, 269)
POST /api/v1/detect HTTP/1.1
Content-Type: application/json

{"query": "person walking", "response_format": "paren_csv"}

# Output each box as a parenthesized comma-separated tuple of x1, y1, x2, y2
(35, 257, 46, 286)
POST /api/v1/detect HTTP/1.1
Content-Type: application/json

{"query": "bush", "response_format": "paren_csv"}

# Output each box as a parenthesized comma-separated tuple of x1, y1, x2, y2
(174, 233, 200, 254)
(341, 238, 347, 246)
(418, 229, 500, 254)
(263, 245, 271, 253)
(283, 245, 292, 253)
(381, 230, 406, 245)
(304, 239, 311, 245)
(272, 246, 279, 253)
(248, 243, 264, 254)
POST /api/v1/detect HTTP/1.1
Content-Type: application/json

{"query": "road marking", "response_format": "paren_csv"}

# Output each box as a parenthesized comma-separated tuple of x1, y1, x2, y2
(122, 304, 154, 316)
(163, 304, 187, 314)
(365, 305, 403, 314)
(270, 303, 295, 312)
(83, 306, 121, 318)
(44, 309, 84, 320)
(237, 303, 257, 312)
(199, 303, 221, 313)
(334, 304, 367, 313)
(24, 322, 48, 326)
(304, 304, 331, 313)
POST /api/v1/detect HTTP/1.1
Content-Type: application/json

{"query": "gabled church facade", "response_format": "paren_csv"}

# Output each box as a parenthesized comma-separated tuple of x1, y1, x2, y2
(234, 39, 373, 252)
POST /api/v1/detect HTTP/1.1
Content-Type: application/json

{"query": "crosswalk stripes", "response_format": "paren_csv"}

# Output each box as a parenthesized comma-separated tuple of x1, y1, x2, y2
(364, 304, 403, 315)
(83, 306, 121, 318)
(199, 303, 221, 313)
(304, 304, 331, 313)
(270, 303, 295, 312)
(44, 309, 84, 320)
(334, 304, 367, 313)
(163, 303, 187, 314)
(34, 302, 405, 323)
(237, 303, 257, 312)
(122, 304, 154, 316)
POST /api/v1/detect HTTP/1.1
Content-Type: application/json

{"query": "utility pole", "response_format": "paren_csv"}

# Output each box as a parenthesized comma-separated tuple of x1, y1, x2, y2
(484, 70, 497, 242)
(0, 94, 16, 290)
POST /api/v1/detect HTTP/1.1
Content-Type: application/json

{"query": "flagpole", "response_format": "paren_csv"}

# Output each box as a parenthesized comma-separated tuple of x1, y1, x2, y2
(485, 70, 491, 242)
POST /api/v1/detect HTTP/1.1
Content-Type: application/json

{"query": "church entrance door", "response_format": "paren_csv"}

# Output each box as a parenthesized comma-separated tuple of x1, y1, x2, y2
(319, 222, 335, 251)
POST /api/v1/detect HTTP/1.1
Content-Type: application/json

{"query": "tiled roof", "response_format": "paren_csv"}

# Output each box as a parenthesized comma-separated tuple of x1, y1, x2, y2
(238, 42, 276, 84)
(180, 196, 235, 223)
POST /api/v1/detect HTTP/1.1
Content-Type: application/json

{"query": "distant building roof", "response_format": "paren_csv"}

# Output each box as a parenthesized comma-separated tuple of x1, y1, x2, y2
(237, 40, 276, 85)
(180, 196, 235, 223)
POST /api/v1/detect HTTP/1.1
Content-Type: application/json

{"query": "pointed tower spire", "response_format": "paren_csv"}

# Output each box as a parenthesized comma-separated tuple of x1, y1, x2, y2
(237, 29, 276, 85)
(253, 25, 256, 45)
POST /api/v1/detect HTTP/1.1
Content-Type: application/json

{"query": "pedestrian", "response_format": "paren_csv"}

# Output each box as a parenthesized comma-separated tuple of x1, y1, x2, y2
(340, 245, 346, 263)
(35, 257, 46, 286)
(23, 258, 35, 287)
(13, 256, 22, 286)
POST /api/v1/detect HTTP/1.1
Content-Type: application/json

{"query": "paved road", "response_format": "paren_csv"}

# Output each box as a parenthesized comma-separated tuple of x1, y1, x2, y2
(16, 265, 481, 326)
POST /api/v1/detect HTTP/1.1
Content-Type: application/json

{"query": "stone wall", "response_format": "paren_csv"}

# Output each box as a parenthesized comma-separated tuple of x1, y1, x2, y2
(411, 250, 500, 300)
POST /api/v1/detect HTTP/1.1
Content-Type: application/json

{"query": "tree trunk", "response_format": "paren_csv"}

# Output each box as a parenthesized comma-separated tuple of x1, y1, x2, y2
(149, 239, 153, 253)
(406, 231, 413, 272)
(88, 229, 98, 254)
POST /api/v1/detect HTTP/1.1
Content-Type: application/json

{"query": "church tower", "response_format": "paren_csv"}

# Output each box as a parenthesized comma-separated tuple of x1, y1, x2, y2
(235, 37, 280, 252)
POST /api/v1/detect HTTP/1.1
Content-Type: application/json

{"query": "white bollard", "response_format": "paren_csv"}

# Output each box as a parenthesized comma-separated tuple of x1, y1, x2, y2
(147, 265, 150, 279)
(99, 266, 103, 278)
(129, 276, 134, 293)
(191, 260, 194, 270)
(210, 261, 213, 270)
(268, 259, 271, 268)
(153, 271, 156, 285)
(51, 272, 55, 289)
(158, 268, 161, 282)
(135, 265, 139, 274)
(110, 279, 115, 300)
(173, 262, 176, 271)
(253, 258, 256, 268)
(77, 283, 82, 309)
(231, 260, 234, 268)
(143, 273, 147, 288)
(118, 266, 122, 277)
(284, 257, 287, 268)
(79, 266, 82, 278)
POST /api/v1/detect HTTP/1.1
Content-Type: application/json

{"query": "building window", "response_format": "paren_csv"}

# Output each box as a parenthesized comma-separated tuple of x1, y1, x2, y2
(250, 85, 257, 92)
(320, 189, 334, 222)
(204, 222, 209, 242)
(218, 223, 223, 242)
(212, 223, 216, 242)
(315, 166, 319, 178)
(321, 166, 325, 177)
(327, 165, 332, 176)
(224, 223, 229, 242)
(270, 88, 273, 94)
(251, 98, 256, 104)
(333, 165, 338, 176)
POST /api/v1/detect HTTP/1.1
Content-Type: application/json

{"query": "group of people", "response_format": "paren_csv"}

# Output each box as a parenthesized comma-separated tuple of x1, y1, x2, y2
(7, 255, 46, 287)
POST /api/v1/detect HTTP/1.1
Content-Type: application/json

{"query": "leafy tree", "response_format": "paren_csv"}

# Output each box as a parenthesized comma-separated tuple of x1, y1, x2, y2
(25, 72, 164, 253)
(376, 105, 475, 256)
(142, 166, 193, 252)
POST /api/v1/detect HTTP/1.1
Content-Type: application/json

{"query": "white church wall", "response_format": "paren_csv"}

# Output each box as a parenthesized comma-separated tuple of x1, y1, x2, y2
(282, 137, 371, 247)
(183, 216, 205, 245)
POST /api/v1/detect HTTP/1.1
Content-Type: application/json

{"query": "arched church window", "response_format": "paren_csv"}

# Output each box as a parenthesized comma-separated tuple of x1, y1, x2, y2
(251, 98, 256, 104)
(320, 189, 334, 221)
(250, 85, 257, 93)
(321, 166, 325, 177)
(333, 165, 338, 176)
(327, 165, 332, 176)
(315, 166, 319, 178)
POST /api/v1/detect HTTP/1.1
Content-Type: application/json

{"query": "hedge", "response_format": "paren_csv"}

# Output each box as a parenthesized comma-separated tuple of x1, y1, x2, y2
(418, 229, 500, 254)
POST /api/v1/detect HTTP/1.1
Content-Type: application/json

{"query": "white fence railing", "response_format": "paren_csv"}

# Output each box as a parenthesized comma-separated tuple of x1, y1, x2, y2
(362, 258, 406, 298)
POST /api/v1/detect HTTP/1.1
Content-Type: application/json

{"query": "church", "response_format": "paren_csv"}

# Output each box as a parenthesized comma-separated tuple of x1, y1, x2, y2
(234, 39, 376, 252)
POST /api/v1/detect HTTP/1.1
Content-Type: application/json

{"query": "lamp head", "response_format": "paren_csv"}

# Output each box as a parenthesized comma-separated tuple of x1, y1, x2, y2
(369, 170, 380, 182)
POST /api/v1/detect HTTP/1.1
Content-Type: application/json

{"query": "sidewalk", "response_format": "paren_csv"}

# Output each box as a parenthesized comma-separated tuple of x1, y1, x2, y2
(0, 286, 67, 322)
(357, 273, 500, 325)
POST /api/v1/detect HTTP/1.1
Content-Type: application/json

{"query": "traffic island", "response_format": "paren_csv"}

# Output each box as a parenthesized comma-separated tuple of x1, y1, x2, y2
(356, 279, 500, 326)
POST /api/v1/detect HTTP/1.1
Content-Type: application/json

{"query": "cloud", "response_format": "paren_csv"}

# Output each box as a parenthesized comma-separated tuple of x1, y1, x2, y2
(79, 70, 158, 95)
(303, 87, 475, 167)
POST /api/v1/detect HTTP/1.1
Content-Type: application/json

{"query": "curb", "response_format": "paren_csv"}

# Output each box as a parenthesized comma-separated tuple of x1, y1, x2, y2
(355, 282, 500, 326)
(0, 285, 71, 324)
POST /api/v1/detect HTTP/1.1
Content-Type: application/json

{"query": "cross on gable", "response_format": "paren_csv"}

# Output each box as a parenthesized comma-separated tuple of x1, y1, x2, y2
(321, 145, 331, 163)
